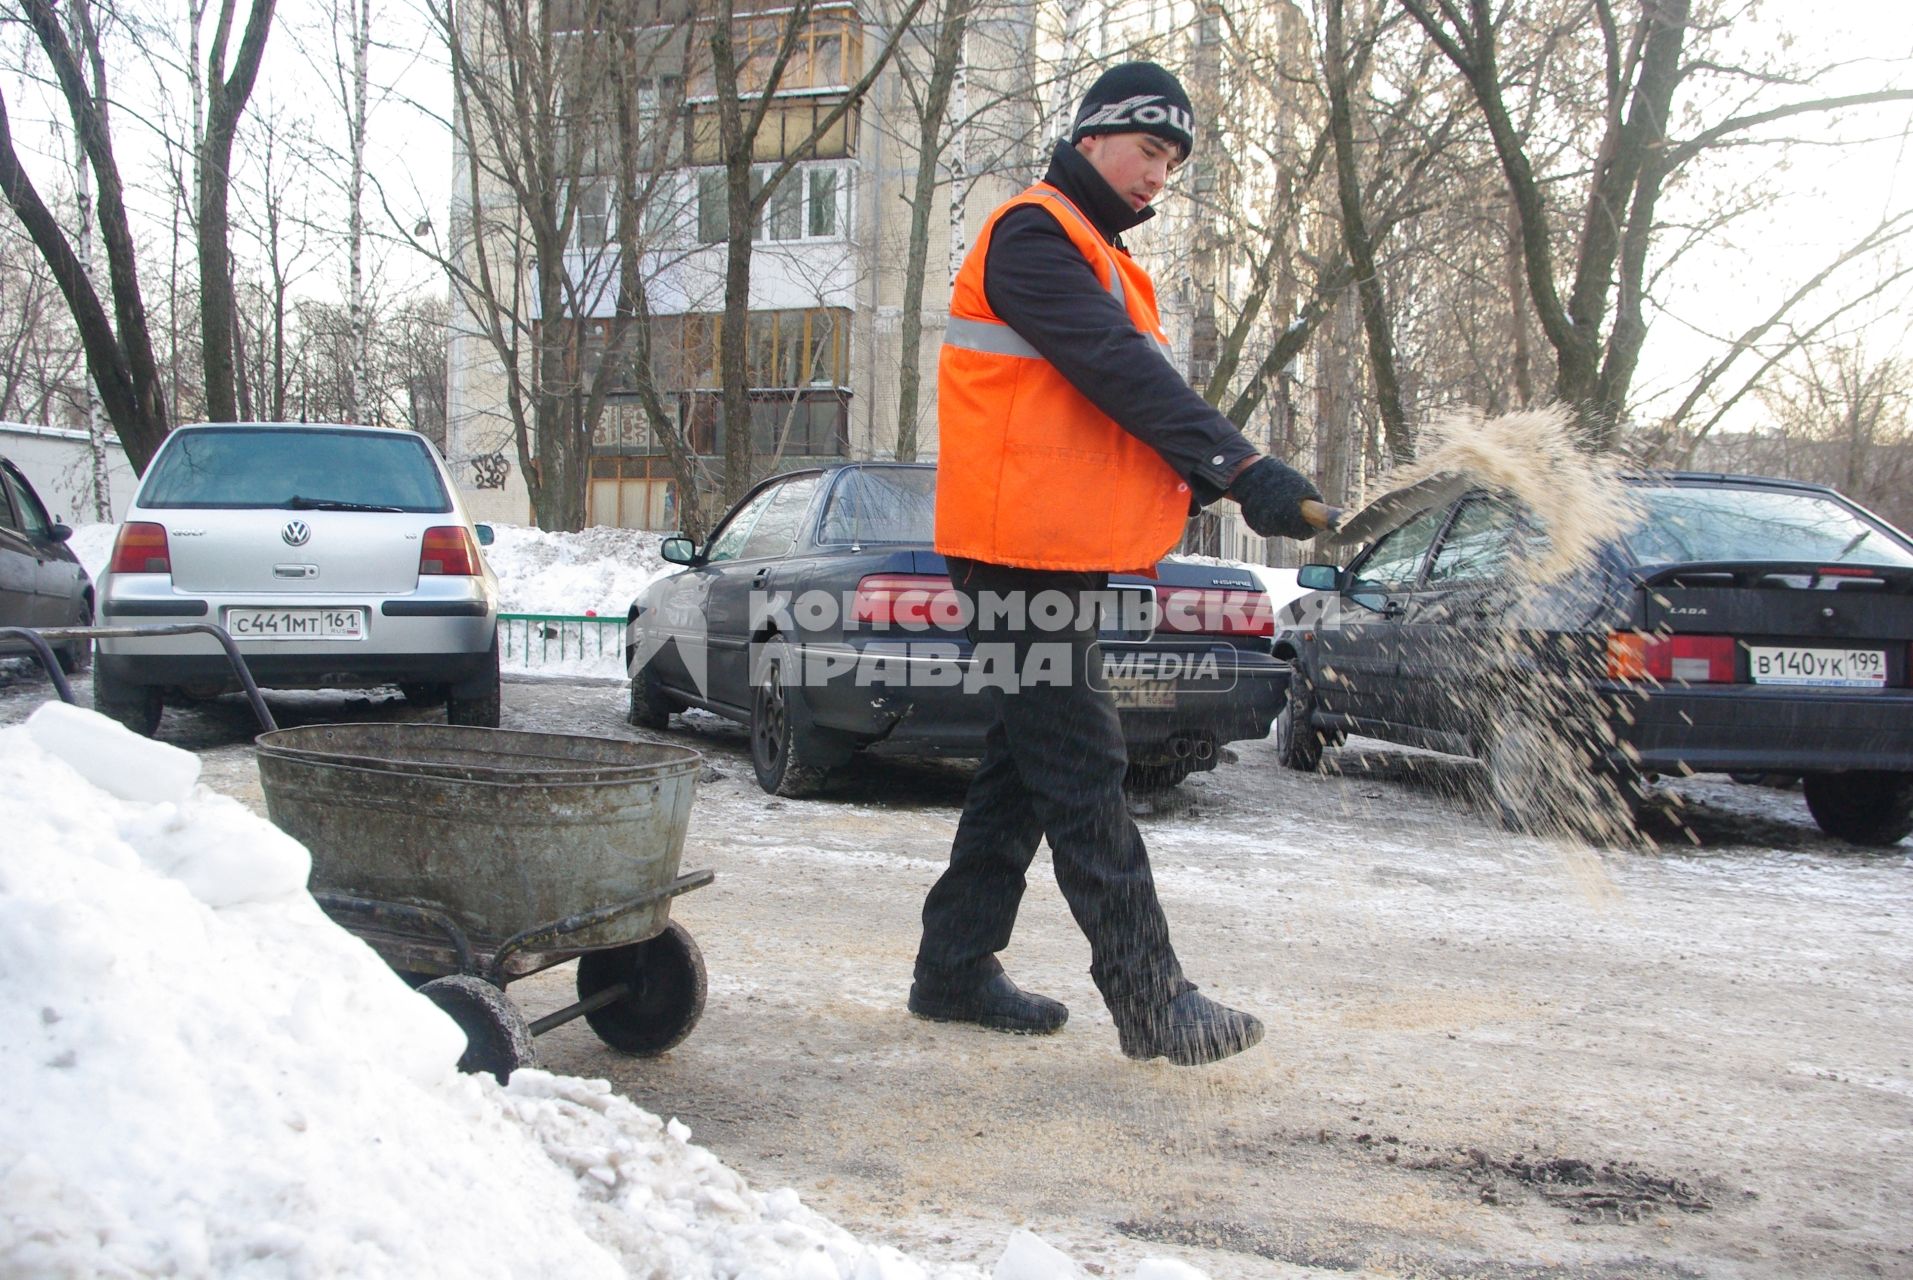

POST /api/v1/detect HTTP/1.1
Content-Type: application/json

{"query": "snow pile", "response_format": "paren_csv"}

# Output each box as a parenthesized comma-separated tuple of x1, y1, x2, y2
(66, 522, 119, 586)
(483, 523, 674, 618)
(1, 704, 987, 1278)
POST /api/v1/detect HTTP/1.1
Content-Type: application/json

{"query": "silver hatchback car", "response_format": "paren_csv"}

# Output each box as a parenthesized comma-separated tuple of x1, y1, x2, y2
(94, 422, 500, 735)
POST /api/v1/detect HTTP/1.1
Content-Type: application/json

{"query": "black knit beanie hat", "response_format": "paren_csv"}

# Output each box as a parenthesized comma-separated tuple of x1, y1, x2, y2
(1070, 61, 1195, 161)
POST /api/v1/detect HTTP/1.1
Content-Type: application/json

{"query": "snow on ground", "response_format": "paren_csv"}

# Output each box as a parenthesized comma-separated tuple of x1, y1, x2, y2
(0, 697, 1200, 1278)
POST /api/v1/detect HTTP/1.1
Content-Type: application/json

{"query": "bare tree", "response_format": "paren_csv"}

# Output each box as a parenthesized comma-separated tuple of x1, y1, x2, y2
(1324, 0, 1409, 460)
(1, 0, 172, 470)
(704, 0, 931, 502)
(193, 0, 278, 423)
(230, 102, 321, 422)
(1396, 0, 1913, 446)
(887, 0, 971, 462)
(388, 293, 449, 446)
(1731, 340, 1913, 528)
(0, 219, 85, 423)
(435, 0, 696, 530)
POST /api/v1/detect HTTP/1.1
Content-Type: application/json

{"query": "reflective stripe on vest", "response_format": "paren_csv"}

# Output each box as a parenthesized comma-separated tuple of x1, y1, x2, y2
(940, 188, 1177, 365)
(944, 316, 1176, 366)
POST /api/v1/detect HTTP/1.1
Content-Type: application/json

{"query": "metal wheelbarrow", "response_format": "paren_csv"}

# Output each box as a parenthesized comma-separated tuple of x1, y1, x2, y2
(255, 722, 712, 1082)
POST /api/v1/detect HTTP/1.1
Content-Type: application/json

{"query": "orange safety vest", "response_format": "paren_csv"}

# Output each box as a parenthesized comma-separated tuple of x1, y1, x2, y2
(934, 183, 1192, 574)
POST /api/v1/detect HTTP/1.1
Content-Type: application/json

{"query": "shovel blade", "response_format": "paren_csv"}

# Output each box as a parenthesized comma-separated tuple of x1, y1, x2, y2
(1328, 472, 1476, 547)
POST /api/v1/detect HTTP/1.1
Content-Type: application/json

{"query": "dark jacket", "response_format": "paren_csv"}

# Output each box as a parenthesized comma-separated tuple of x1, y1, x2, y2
(983, 140, 1258, 505)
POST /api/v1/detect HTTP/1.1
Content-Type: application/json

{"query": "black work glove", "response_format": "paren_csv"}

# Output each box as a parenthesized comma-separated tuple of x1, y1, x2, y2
(1229, 457, 1324, 541)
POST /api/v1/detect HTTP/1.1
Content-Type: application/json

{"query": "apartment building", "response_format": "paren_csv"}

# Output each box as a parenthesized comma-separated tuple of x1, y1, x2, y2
(444, 0, 1277, 538)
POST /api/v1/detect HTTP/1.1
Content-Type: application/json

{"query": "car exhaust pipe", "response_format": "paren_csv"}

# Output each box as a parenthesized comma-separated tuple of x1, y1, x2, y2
(1192, 737, 1215, 762)
(1169, 736, 1193, 759)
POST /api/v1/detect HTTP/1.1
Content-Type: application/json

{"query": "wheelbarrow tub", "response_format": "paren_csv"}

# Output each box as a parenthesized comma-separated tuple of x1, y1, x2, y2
(256, 723, 701, 952)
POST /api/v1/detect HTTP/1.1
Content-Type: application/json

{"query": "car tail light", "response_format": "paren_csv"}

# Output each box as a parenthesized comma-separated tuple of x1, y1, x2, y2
(108, 522, 171, 574)
(419, 526, 481, 576)
(1154, 587, 1275, 638)
(1606, 631, 1735, 683)
(850, 574, 963, 629)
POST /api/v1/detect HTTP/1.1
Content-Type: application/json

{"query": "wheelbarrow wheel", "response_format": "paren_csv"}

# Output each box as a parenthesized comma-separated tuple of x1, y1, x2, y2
(418, 975, 537, 1084)
(575, 920, 707, 1057)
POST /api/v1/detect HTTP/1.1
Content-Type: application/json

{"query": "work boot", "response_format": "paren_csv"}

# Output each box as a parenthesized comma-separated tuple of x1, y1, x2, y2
(1115, 987, 1263, 1065)
(908, 971, 1068, 1034)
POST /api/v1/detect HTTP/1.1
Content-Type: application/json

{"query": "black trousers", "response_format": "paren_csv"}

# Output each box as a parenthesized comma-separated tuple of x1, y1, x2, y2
(914, 558, 1188, 1011)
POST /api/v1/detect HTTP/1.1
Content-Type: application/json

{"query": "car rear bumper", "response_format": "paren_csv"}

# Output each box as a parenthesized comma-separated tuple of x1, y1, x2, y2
(95, 578, 496, 691)
(96, 647, 496, 693)
(797, 640, 1289, 759)
(1604, 682, 1913, 774)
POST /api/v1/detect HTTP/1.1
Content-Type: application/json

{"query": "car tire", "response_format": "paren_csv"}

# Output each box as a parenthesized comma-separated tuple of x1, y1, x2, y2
(1803, 771, 1913, 847)
(1275, 680, 1324, 772)
(93, 663, 162, 737)
(57, 598, 93, 675)
(749, 638, 843, 797)
(627, 658, 675, 731)
(1125, 759, 1195, 791)
(446, 637, 501, 728)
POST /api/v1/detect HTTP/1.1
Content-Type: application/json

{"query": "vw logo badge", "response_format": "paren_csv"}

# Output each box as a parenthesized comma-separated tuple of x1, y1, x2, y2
(282, 520, 312, 547)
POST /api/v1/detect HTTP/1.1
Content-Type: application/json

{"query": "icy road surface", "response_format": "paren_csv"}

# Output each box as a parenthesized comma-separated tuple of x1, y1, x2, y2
(1, 667, 1906, 1279)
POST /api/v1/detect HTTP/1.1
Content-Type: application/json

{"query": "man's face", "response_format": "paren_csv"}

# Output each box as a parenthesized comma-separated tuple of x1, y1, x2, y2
(1077, 132, 1183, 212)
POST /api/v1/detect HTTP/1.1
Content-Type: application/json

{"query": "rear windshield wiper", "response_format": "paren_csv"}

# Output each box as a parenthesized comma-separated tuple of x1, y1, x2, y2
(1835, 529, 1870, 559)
(285, 495, 407, 513)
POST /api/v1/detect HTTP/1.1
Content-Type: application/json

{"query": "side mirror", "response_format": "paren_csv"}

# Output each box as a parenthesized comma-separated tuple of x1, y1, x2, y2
(473, 523, 495, 546)
(1296, 562, 1337, 591)
(660, 535, 697, 565)
(48, 522, 74, 544)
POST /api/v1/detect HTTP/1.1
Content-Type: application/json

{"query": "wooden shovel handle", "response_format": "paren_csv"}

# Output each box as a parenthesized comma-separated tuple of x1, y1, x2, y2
(1299, 499, 1343, 532)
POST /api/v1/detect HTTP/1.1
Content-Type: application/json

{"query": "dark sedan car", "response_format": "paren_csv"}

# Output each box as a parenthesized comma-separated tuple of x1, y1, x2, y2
(625, 462, 1289, 796)
(0, 455, 93, 674)
(1274, 471, 1913, 845)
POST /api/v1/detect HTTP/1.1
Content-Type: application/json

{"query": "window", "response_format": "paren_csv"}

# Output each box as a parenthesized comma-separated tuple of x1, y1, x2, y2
(1, 465, 50, 538)
(139, 428, 452, 513)
(604, 309, 850, 460)
(704, 484, 782, 563)
(1350, 506, 1447, 592)
(817, 467, 936, 544)
(1426, 498, 1519, 585)
(738, 475, 821, 560)
(688, 101, 857, 164)
(574, 179, 613, 250)
(686, 10, 860, 97)
(1624, 485, 1913, 569)
(650, 309, 847, 391)
(808, 168, 838, 237)
(696, 164, 844, 243)
(697, 169, 732, 242)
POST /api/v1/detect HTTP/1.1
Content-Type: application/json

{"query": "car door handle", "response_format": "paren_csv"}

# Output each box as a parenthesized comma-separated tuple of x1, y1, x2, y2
(752, 568, 771, 588)
(1380, 600, 1405, 619)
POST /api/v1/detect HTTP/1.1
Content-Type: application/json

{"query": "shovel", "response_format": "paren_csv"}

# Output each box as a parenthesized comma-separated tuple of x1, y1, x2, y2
(1321, 471, 1477, 548)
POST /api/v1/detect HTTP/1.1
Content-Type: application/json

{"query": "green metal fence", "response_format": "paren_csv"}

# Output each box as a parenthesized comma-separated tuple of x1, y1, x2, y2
(498, 613, 628, 671)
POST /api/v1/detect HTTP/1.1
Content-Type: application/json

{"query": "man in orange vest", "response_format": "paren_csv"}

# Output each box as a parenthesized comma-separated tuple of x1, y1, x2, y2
(910, 61, 1324, 1065)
